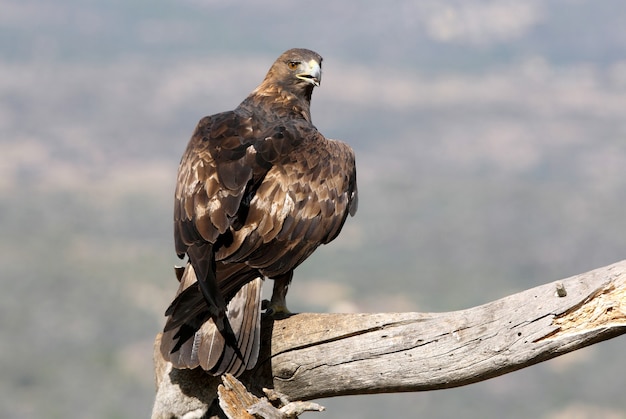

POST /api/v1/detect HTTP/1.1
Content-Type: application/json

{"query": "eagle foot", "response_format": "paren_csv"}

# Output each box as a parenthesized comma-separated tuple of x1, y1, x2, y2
(262, 299, 292, 317)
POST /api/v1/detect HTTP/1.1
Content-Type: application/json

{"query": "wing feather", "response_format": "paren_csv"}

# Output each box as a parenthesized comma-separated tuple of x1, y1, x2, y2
(174, 112, 260, 249)
(236, 132, 357, 276)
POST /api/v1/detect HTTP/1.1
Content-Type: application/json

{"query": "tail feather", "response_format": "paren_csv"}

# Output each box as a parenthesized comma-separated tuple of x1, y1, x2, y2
(160, 262, 263, 376)
(208, 276, 262, 375)
(185, 243, 244, 362)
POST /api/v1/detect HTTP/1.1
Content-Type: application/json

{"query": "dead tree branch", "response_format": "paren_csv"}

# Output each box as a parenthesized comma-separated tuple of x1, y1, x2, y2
(152, 259, 626, 418)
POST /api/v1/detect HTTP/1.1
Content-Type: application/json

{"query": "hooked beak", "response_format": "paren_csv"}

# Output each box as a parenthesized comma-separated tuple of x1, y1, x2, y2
(296, 59, 322, 86)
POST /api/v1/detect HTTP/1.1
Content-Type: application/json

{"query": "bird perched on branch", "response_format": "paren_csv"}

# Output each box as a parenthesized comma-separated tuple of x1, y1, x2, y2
(160, 48, 358, 376)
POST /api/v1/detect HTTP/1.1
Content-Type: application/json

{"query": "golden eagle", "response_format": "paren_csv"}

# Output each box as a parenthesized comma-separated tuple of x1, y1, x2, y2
(160, 48, 358, 376)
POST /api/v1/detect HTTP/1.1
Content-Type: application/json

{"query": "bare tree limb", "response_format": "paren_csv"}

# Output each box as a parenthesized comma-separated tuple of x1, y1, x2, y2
(218, 374, 325, 419)
(152, 259, 626, 418)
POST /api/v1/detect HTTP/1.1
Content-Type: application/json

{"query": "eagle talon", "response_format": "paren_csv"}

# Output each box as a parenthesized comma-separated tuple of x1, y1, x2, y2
(263, 302, 292, 318)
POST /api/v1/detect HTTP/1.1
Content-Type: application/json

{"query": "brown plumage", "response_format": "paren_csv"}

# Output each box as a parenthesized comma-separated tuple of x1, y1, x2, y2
(160, 48, 358, 376)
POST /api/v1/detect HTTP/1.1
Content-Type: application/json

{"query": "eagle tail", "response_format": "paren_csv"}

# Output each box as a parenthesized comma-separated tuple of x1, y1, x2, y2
(160, 263, 263, 376)
(184, 243, 245, 362)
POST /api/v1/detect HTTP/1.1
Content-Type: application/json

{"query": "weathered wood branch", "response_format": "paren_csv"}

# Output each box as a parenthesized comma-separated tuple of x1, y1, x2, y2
(152, 260, 626, 418)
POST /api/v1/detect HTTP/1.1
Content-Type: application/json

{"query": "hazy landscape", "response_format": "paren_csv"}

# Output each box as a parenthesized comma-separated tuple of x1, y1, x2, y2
(2, 0, 626, 417)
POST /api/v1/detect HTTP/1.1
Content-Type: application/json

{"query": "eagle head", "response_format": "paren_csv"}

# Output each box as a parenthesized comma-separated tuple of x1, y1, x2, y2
(257, 48, 323, 103)
(277, 48, 322, 86)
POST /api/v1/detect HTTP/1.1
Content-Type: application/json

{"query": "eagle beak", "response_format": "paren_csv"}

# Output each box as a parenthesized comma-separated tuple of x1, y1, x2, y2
(297, 60, 321, 86)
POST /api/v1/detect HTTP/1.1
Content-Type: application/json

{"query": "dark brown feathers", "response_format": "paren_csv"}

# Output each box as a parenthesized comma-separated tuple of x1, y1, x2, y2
(161, 48, 358, 376)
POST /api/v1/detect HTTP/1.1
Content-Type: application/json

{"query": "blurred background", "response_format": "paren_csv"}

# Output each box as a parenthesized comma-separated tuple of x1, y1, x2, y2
(2, 0, 626, 417)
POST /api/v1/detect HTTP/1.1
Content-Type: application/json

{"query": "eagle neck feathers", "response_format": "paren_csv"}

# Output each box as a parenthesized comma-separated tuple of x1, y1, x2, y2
(245, 82, 313, 124)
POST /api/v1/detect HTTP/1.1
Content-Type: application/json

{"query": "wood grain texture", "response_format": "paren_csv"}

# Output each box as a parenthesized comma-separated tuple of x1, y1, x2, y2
(152, 260, 626, 418)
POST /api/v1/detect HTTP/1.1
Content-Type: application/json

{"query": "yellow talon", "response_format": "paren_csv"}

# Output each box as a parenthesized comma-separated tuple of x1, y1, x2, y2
(262, 299, 291, 317)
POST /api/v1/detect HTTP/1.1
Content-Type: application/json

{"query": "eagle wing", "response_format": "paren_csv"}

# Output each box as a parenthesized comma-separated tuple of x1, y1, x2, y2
(164, 110, 270, 372)
(174, 111, 262, 253)
(176, 114, 357, 274)
(217, 123, 358, 276)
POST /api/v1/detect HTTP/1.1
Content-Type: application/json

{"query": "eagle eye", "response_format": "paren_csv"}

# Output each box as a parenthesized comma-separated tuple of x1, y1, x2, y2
(287, 61, 299, 70)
